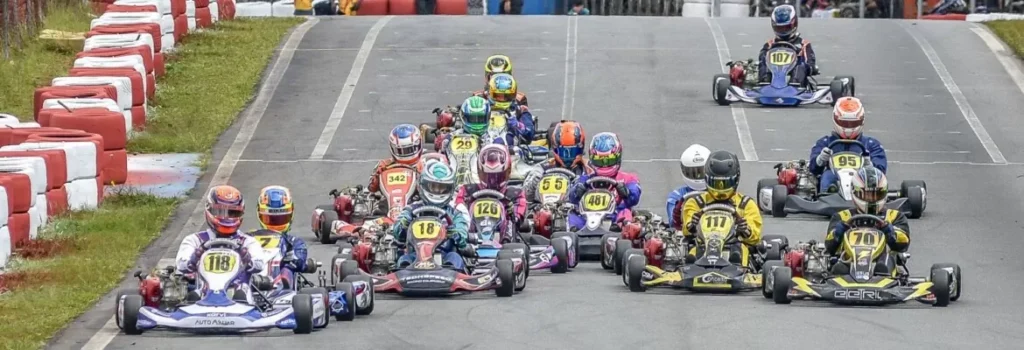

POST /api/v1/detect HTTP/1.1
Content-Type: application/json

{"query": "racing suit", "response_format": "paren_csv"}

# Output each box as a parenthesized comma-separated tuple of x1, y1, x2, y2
(809, 134, 888, 193)
(454, 183, 528, 238)
(825, 209, 910, 275)
(471, 90, 529, 108)
(367, 159, 424, 193)
(390, 201, 471, 271)
(494, 104, 536, 147)
(757, 36, 817, 86)
(565, 169, 642, 230)
(680, 192, 762, 265)
(248, 228, 309, 272)
(175, 229, 265, 302)
(665, 185, 700, 231)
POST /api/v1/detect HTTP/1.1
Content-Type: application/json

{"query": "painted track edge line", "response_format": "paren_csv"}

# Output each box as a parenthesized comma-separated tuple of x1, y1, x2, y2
(971, 26, 1024, 102)
(78, 17, 321, 350)
(704, 17, 759, 162)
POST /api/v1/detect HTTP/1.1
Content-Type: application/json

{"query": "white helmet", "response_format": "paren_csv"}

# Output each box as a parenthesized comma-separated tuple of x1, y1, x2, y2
(832, 97, 865, 139)
(679, 144, 710, 191)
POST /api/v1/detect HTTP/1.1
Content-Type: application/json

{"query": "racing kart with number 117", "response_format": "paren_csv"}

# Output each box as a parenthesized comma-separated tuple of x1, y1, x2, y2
(712, 41, 854, 107)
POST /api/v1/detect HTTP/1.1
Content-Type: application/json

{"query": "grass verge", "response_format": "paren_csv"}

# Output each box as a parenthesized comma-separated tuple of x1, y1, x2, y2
(127, 17, 304, 153)
(0, 193, 179, 349)
(987, 21, 1024, 59)
(0, 2, 93, 119)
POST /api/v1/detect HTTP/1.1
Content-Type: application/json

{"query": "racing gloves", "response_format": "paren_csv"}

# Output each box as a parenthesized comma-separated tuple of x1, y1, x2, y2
(239, 248, 260, 273)
(615, 182, 629, 199)
(736, 218, 751, 238)
(816, 147, 833, 167)
(686, 211, 703, 234)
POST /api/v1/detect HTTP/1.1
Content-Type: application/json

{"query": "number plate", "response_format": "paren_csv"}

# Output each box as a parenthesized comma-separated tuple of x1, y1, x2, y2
(831, 154, 863, 170)
(385, 169, 413, 186)
(451, 135, 478, 156)
(539, 175, 569, 196)
(489, 113, 507, 129)
(411, 219, 442, 240)
(472, 199, 502, 219)
(700, 212, 734, 235)
(769, 50, 794, 65)
(203, 252, 238, 274)
(582, 191, 613, 211)
(256, 235, 280, 249)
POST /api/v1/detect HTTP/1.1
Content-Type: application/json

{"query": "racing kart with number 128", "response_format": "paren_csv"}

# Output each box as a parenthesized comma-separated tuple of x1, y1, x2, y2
(712, 41, 853, 107)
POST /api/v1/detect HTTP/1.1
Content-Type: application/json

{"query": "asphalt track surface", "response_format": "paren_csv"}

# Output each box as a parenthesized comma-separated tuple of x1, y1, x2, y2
(51, 17, 1024, 350)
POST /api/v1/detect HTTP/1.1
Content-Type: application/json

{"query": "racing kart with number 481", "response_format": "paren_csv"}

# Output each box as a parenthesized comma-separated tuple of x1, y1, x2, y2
(712, 41, 854, 107)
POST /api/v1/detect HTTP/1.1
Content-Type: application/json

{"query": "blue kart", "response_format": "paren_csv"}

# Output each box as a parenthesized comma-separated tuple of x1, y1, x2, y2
(712, 41, 854, 107)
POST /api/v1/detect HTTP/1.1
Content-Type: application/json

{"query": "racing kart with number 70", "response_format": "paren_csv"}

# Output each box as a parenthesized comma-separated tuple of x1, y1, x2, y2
(712, 41, 854, 107)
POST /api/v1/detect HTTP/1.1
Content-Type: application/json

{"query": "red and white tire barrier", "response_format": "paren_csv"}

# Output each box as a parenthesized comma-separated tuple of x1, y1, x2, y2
(1, 0, 240, 266)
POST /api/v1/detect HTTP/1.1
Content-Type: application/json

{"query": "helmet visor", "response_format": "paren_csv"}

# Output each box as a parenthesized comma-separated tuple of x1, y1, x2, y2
(854, 187, 887, 202)
(492, 92, 515, 103)
(258, 211, 293, 227)
(423, 180, 455, 197)
(707, 175, 738, 192)
(773, 22, 795, 37)
(208, 204, 244, 218)
(682, 164, 705, 181)
(590, 153, 620, 168)
(392, 144, 420, 158)
(556, 147, 582, 163)
(465, 112, 489, 125)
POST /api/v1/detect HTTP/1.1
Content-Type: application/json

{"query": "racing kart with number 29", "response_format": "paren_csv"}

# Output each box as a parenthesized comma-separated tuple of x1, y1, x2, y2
(713, 41, 854, 107)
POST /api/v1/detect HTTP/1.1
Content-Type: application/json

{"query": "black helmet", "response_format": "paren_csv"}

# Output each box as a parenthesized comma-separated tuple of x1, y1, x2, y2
(705, 151, 741, 200)
(852, 166, 888, 215)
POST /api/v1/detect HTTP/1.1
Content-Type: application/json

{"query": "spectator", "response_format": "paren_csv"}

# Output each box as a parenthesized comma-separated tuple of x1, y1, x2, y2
(568, 0, 590, 14)
(499, 0, 523, 14)
(417, 0, 436, 14)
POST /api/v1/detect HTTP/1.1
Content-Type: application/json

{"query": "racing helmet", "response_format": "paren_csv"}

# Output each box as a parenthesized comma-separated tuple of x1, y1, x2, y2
(833, 97, 865, 139)
(461, 96, 490, 136)
(389, 124, 423, 164)
(770, 5, 798, 40)
(257, 185, 294, 233)
(478, 143, 512, 190)
(704, 151, 741, 201)
(852, 166, 888, 215)
(488, 73, 518, 112)
(589, 132, 623, 178)
(205, 185, 245, 236)
(420, 152, 448, 168)
(679, 144, 710, 191)
(484, 55, 513, 82)
(550, 120, 586, 170)
(419, 162, 457, 206)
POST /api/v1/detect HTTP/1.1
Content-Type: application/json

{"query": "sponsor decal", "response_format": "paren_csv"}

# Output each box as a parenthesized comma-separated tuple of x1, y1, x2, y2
(195, 319, 236, 326)
(478, 275, 493, 284)
(699, 273, 727, 284)
(205, 312, 228, 317)
(833, 289, 884, 301)
(399, 274, 453, 284)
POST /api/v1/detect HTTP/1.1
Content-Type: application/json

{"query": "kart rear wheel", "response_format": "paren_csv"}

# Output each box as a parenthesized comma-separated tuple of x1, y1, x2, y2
(771, 184, 789, 218)
(550, 237, 570, 274)
(930, 263, 962, 302)
(713, 74, 731, 106)
(901, 180, 927, 219)
(929, 269, 951, 307)
(625, 253, 647, 293)
(420, 123, 436, 143)
(613, 239, 632, 276)
(771, 266, 793, 304)
(343, 275, 375, 315)
(336, 242, 355, 256)
(333, 282, 357, 321)
(765, 242, 783, 262)
(292, 294, 315, 333)
(318, 208, 339, 245)
(600, 232, 621, 270)
(119, 294, 144, 335)
(762, 261, 785, 299)
(335, 259, 360, 286)
(834, 75, 856, 96)
(756, 178, 779, 214)
(495, 259, 516, 297)
(299, 287, 330, 328)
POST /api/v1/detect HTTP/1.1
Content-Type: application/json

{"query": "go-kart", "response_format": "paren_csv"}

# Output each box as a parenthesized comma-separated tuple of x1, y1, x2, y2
(312, 165, 419, 244)
(249, 229, 374, 320)
(117, 239, 325, 334)
(712, 41, 854, 107)
(529, 168, 577, 238)
(332, 206, 524, 297)
(482, 110, 512, 148)
(622, 204, 788, 293)
(421, 106, 460, 148)
(468, 189, 576, 277)
(443, 133, 481, 186)
(756, 139, 927, 219)
(508, 145, 550, 188)
(764, 214, 961, 306)
(608, 210, 677, 276)
(563, 176, 628, 262)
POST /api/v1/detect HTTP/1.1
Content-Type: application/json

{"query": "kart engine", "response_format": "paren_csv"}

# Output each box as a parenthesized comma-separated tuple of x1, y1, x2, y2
(371, 234, 397, 275)
(777, 160, 817, 198)
(156, 269, 189, 308)
(788, 241, 828, 282)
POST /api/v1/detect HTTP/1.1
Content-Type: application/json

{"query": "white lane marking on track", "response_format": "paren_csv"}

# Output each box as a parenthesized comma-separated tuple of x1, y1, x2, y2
(705, 17, 759, 162)
(972, 26, 1024, 107)
(309, 16, 393, 160)
(902, 22, 1007, 164)
(236, 158, 1024, 166)
(769, 148, 970, 154)
(561, 16, 579, 121)
(78, 16, 322, 350)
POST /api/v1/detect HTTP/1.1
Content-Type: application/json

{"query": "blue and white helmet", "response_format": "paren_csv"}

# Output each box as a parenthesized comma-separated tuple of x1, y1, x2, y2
(420, 162, 456, 206)
(770, 5, 798, 40)
(388, 124, 423, 164)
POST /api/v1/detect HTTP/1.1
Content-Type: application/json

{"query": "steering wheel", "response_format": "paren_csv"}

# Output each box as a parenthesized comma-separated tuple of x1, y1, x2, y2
(846, 214, 887, 229)
(471, 189, 505, 200)
(545, 167, 575, 178)
(701, 203, 739, 217)
(826, 138, 870, 157)
(411, 206, 450, 220)
(202, 238, 241, 250)
(769, 41, 800, 51)
(585, 176, 618, 189)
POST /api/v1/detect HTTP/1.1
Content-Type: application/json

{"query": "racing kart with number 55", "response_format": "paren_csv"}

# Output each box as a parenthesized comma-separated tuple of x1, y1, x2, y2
(712, 41, 853, 107)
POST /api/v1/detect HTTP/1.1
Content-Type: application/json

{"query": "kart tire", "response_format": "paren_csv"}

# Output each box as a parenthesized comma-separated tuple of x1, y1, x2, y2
(625, 253, 647, 293)
(621, 248, 644, 287)
(551, 232, 577, 269)
(336, 241, 355, 257)
(834, 75, 856, 96)
(762, 261, 785, 299)
(600, 232, 621, 270)
(495, 259, 516, 297)
(771, 184, 789, 218)
(551, 237, 570, 274)
(771, 266, 793, 304)
(613, 239, 632, 276)
(291, 294, 315, 333)
(829, 78, 850, 105)
(929, 269, 951, 307)
(756, 178, 779, 214)
(420, 123, 436, 144)
(319, 208, 339, 245)
(906, 186, 925, 219)
(761, 234, 789, 251)
(497, 250, 527, 291)
(930, 263, 962, 302)
(119, 293, 144, 335)
(765, 242, 783, 262)
(333, 282, 357, 321)
(299, 287, 330, 328)
(713, 74, 731, 106)
(502, 242, 530, 281)
(114, 288, 138, 330)
(336, 259, 360, 286)
(343, 275, 375, 315)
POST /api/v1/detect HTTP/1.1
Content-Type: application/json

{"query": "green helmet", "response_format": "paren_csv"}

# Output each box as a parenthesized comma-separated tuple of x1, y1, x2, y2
(419, 162, 456, 206)
(461, 96, 490, 136)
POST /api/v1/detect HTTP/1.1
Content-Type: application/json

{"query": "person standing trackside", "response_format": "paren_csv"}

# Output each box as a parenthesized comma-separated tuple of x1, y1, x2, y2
(417, 0, 437, 14)
(568, 0, 590, 14)
(499, 0, 523, 14)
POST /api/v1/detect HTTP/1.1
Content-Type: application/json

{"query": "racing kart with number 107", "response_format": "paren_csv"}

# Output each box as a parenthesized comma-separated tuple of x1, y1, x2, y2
(756, 139, 927, 219)
(712, 41, 854, 107)
(764, 214, 961, 306)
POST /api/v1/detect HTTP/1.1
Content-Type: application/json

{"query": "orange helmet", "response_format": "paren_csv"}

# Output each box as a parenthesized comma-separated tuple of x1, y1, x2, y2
(205, 185, 245, 236)
(549, 120, 586, 168)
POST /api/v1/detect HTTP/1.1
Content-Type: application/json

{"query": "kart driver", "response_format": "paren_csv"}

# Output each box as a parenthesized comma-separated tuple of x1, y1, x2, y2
(473, 55, 529, 107)
(521, 120, 588, 203)
(487, 73, 536, 145)
(391, 162, 473, 271)
(824, 166, 910, 274)
(680, 151, 762, 265)
(809, 97, 888, 194)
(566, 132, 642, 230)
(175, 185, 265, 301)
(435, 96, 491, 152)
(369, 124, 424, 194)
(454, 144, 529, 232)
(758, 4, 817, 87)
(666, 144, 710, 230)
(250, 185, 309, 273)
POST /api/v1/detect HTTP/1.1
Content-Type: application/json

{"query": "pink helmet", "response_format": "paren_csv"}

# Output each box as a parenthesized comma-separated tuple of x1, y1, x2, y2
(477, 143, 511, 190)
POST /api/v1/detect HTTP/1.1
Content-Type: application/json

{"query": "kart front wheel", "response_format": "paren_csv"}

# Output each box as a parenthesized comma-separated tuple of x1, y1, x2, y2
(625, 253, 647, 293)
(332, 282, 356, 321)
(713, 74, 732, 106)
(299, 287, 330, 327)
(930, 263, 962, 302)
(771, 266, 793, 304)
(343, 275, 375, 315)
(495, 259, 516, 297)
(771, 184, 789, 218)
(762, 260, 785, 299)
(600, 232, 621, 270)
(756, 178, 779, 214)
(292, 294, 315, 334)
(929, 269, 951, 307)
(551, 237, 570, 274)
(613, 239, 632, 276)
(119, 294, 144, 335)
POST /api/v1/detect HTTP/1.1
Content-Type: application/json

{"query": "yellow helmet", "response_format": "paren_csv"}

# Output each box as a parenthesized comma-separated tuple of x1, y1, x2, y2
(487, 73, 517, 111)
(484, 55, 513, 81)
